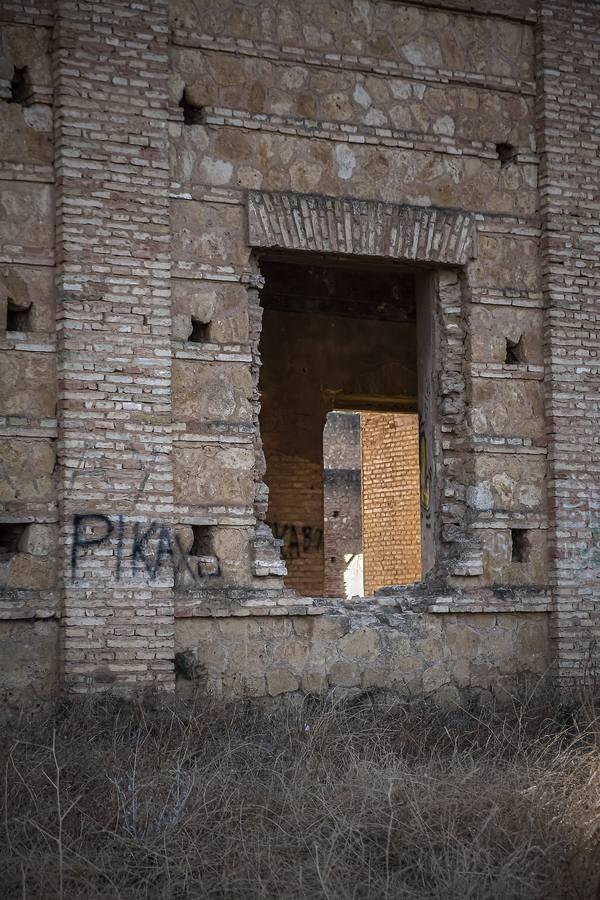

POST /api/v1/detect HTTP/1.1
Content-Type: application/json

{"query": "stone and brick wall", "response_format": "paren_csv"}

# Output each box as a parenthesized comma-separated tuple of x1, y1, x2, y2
(536, 0, 600, 688)
(361, 413, 421, 594)
(0, 0, 58, 703)
(1, 0, 599, 702)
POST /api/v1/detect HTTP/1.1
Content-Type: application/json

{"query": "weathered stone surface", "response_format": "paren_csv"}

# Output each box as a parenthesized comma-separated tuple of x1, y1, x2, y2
(173, 360, 253, 423)
(469, 305, 544, 365)
(174, 609, 550, 700)
(171, 47, 534, 148)
(0, 620, 59, 703)
(469, 380, 545, 439)
(0, 351, 56, 417)
(0, 439, 55, 502)
(480, 528, 547, 586)
(172, 1, 534, 81)
(172, 280, 249, 344)
(0, 183, 54, 262)
(468, 235, 540, 291)
(171, 200, 249, 268)
(0, 265, 55, 332)
(174, 445, 255, 506)
(172, 129, 536, 215)
(470, 456, 546, 512)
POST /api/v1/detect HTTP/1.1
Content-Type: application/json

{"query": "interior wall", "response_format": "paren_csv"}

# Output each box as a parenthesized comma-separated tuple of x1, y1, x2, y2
(361, 413, 421, 594)
(323, 412, 362, 598)
(259, 258, 417, 596)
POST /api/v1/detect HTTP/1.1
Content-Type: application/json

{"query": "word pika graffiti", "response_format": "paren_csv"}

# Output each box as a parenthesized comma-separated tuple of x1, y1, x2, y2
(70, 514, 220, 583)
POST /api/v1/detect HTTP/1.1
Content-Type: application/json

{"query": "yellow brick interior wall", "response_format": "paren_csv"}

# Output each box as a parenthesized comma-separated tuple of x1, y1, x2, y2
(361, 413, 421, 594)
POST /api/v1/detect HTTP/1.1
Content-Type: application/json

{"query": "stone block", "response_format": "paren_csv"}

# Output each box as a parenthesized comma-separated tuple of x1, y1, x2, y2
(0, 438, 55, 502)
(173, 360, 253, 424)
(0, 265, 55, 333)
(0, 351, 56, 417)
(0, 103, 52, 167)
(329, 660, 360, 687)
(339, 627, 380, 659)
(171, 200, 249, 268)
(0, 550, 55, 589)
(444, 622, 482, 657)
(480, 528, 548, 586)
(18, 523, 55, 556)
(266, 668, 299, 695)
(469, 305, 544, 365)
(302, 671, 327, 693)
(295, 614, 350, 641)
(172, 280, 248, 344)
(174, 444, 255, 506)
(469, 379, 545, 439)
(468, 235, 540, 291)
(0, 619, 59, 702)
(0, 182, 54, 261)
(470, 455, 546, 513)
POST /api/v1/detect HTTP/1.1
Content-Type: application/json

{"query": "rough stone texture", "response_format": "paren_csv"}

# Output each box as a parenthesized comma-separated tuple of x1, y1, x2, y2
(175, 609, 549, 703)
(0, 619, 59, 706)
(0, 5, 57, 692)
(1, 0, 599, 700)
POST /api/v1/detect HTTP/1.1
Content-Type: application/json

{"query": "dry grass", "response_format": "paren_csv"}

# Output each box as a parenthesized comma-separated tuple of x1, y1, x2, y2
(2, 688, 600, 899)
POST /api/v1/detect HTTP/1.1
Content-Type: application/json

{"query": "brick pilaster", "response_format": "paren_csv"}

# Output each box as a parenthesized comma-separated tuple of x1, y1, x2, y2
(536, 0, 600, 688)
(53, 0, 174, 690)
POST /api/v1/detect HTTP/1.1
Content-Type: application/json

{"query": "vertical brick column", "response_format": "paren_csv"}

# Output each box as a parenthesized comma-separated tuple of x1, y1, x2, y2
(537, 0, 600, 689)
(53, 0, 174, 691)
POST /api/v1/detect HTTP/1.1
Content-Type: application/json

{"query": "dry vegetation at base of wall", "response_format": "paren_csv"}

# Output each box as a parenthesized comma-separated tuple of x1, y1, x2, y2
(2, 692, 600, 899)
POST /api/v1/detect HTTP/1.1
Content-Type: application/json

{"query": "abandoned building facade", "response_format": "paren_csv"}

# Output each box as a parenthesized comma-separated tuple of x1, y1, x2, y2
(1, 0, 599, 702)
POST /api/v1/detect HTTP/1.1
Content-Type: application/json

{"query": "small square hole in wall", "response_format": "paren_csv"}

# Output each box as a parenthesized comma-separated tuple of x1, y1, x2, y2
(188, 318, 210, 343)
(496, 142, 515, 166)
(505, 335, 524, 365)
(190, 525, 213, 557)
(0, 523, 27, 561)
(179, 88, 203, 125)
(6, 303, 30, 332)
(511, 528, 530, 563)
(9, 66, 30, 105)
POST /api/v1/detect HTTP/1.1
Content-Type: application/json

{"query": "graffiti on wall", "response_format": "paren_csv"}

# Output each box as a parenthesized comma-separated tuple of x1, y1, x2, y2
(70, 514, 220, 584)
(269, 522, 323, 560)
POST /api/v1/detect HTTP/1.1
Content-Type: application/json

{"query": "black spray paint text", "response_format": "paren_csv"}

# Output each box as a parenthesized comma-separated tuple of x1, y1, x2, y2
(70, 514, 220, 583)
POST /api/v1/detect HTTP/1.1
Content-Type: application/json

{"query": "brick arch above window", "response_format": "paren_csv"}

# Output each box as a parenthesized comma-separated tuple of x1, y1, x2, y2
(247, 190, 478, 266)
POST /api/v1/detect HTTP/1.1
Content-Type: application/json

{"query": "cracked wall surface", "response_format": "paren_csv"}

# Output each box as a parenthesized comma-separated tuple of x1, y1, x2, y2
(0, 0, 598, 700)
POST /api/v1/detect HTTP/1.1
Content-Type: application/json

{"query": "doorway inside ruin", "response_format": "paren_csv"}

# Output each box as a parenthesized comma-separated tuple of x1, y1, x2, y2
(258, 253, 431, 598)
(323, 410, 422, 599)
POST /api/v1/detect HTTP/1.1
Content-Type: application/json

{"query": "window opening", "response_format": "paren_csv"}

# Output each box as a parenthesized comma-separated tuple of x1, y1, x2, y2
(258, 254, 425, 598)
